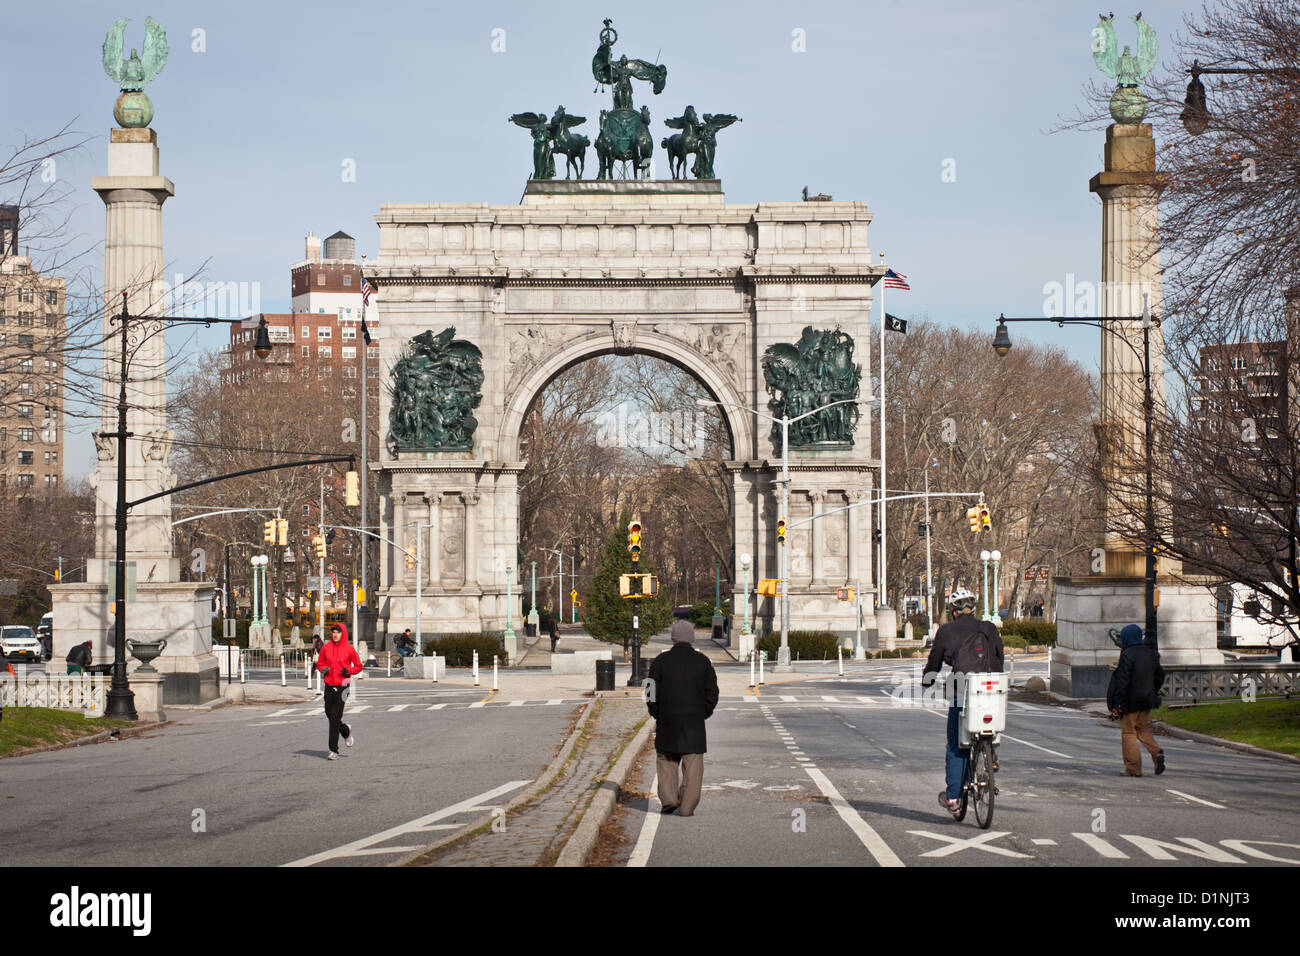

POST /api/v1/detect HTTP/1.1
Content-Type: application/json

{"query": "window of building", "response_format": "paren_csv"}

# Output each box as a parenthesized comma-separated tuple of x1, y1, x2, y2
(318, 327, 331, 340)
(18, 313, 33, 326)
(19, 357, 33, 374)
(301, 366, 311, 378)
(318, 308, 325, 314)
(342, 347, 356, 360)
(337, 308, 344, 321)
(318, 366, 332, 378)
(18, 382, 33, 396)
(44, 314, 56, 327)
(301, 345, 310, 358)
(1232, 356, 1247, 371)
(19, 428, 34, 442)
(368, 366, 378, 378)
(17, 404, 32, 418)
(341, 326, 356, 341)
(317, 275, 325, 286)
(367, 346, 379, 360)
(44, 359, 57, 373)
(301, 326, 310, 339)
(318, 346, 332, 358)
(43, 451, 49, 465)
(342, 386, 357, 399)
(17, 474, 33, 488)
(342, 275, 352, 286)
(20, 288, 33, 301)
(18, 334, 33, 347)
(17, 265, 28, 275)
(343, 365, 357, 378)
(17, 451, 32, 465)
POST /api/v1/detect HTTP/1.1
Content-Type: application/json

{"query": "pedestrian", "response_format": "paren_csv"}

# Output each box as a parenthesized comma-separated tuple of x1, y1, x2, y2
(546, 616, 560, 653)
(646, 606, 719, 817)
(66, 640, 93, 675)
(317, 621, 362, 760)
(1107, 624, 1166, 776)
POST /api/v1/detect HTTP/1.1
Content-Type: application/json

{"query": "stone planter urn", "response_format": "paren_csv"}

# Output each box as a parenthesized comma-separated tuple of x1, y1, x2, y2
(127, 638, 168, 673)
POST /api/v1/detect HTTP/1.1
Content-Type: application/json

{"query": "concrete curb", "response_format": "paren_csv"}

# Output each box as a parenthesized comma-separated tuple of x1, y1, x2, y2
(1, 719, 169, 760)
(392, 698, 595, 867)
(1148, 720, 1300, 765)
(555, 711, 653, 868)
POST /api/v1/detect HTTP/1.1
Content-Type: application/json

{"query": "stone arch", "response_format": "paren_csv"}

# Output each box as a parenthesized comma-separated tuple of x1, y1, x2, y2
(497, 325, 755, 462)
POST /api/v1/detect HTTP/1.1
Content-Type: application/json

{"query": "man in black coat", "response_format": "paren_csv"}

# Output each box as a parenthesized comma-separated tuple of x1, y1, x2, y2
(1107, 624, 1166, 776)
(646, 608, 719, 817)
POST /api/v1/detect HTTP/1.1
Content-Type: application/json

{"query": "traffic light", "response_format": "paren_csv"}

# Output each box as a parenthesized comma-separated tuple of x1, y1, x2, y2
(777, 518, 787, 546)
(263, 520, 276, 544)
(628, 518, 643, 562)
(313, 535, 327, 559)
(918, 522, 928, 536)
(276, 518, 288, 546)
(404, 551, 415, 571)
(872, 529, 882, 543)
(346, 470, 360, 507)
(979, 505, 991, 533)
(967, 506, 981, 533)
(837, 586, 855, 602)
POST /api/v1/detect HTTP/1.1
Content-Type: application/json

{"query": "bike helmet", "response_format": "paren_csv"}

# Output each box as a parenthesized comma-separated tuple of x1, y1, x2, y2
(947, 587, 977, 612)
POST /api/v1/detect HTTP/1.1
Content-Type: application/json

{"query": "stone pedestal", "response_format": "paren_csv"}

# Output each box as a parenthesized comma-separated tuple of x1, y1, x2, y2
(875, 606, 898, 651)
(1052, 576, 1222, 697)
(402, 655, 446, 680)
(130, 671, 166, 723)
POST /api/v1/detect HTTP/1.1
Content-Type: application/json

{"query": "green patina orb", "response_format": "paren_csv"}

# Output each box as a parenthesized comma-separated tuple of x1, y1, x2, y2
(1109, 86, 1148, 125)
(114, 90, 154, 128)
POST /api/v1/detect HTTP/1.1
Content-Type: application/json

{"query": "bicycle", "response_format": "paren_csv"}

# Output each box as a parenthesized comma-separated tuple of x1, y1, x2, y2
(951, 672, 1008, 829)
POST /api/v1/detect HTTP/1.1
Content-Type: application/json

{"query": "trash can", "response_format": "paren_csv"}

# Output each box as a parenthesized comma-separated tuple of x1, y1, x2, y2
(595, 659, 615, 691)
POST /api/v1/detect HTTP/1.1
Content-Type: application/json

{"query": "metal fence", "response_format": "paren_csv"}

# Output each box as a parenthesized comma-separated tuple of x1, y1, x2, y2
(0, 672, 106, 712)
(1159, 663, 1299, 703)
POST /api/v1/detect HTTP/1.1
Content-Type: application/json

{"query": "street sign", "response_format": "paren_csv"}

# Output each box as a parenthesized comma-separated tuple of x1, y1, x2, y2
(0, 579, 17, 596)
(305, 575, 324, 592)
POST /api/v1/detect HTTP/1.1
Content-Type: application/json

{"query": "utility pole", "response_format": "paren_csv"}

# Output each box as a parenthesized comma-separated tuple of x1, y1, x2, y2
(318, 476, 325, 639)
(924, 467, 934, 639)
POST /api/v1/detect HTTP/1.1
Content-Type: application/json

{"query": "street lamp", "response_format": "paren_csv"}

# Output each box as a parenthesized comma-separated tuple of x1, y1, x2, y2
(105, 292, 274, 720)
(739, 551, 753, 641)
(1179, 61, 1298, 137)
(990, 295, 1158, 647)
(698, 396, 871, 670)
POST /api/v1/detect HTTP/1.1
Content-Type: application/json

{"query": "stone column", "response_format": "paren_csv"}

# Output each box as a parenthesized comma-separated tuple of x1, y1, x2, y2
(1089, 122, 1170, 575)
(846, 490, 862, 584)
(426, 493, 441, 586)
(463, 493, 480, 588)
(396, 496, 413, 586)
(810, 490, 826, 584)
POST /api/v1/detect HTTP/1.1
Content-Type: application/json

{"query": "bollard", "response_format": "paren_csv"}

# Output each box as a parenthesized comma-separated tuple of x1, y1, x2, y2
(473, 650, 480, 687)
(749, 656, 755, 690)
(280, 657, 286, 688)
(305, 657, 311, 690)
(432, 652, 438, 684)
(386, 652, 391, 678)
(838, 644, 844, 677)
(240, 653, 246, 684)
(493, 655, 499, 692)
(759, 651, 766, 686)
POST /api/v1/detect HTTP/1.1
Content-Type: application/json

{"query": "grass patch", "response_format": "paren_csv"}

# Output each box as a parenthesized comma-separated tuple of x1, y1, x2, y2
(0, 707, 135, 758)
(1152, 698, 1300, 756)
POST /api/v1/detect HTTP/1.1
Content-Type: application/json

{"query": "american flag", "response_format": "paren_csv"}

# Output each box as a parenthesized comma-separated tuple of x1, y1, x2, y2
(360, 275, 372, 306)
(882, 268, 910, 290)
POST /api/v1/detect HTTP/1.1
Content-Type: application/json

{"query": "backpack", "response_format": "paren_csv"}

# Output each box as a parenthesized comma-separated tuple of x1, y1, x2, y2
(950, 617, 1002, 674)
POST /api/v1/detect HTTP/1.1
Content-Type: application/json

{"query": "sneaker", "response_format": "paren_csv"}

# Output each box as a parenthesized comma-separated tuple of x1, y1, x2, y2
(345, 729, 354, 748)
(660, 804, 679, 815)
(1154, 752, 1165, 775)
(327, 751, 339, 760)
(938, 791, 961, 814)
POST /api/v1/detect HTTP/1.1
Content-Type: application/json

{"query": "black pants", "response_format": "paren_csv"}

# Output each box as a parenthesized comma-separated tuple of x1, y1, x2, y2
(323, 685, 351, 753)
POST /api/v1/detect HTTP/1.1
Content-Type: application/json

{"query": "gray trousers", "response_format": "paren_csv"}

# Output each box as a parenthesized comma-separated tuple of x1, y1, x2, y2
(656, 751, 705, 816)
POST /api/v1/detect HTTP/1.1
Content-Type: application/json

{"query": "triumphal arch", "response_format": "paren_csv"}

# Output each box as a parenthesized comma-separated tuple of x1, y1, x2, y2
(368, 21, 886, 651)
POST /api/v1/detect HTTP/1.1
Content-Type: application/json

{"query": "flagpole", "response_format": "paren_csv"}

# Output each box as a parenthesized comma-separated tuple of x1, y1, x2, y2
(359, 258, 369, 634)
(878, 267, 887, 613)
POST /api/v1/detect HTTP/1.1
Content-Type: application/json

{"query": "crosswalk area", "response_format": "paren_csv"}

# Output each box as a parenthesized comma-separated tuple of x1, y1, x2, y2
(257, 697, 587, 720)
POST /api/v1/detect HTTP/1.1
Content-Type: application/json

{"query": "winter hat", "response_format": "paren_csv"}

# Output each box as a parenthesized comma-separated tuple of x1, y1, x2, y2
(671, 619, 696, 643)
(1119, 624, 1144, 647)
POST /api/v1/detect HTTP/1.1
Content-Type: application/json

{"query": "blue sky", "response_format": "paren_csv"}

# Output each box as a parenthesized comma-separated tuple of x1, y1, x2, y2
(3, 0, 1201, 478)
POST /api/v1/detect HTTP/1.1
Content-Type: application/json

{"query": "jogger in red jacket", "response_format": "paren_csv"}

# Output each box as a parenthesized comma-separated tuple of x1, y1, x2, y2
(317, 622, 362, 759)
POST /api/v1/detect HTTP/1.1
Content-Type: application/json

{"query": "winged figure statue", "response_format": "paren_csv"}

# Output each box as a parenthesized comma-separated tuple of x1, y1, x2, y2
(1092, 13, 1159, 123)
(103, 18, 168, 128)
(509, 112, 556, 180)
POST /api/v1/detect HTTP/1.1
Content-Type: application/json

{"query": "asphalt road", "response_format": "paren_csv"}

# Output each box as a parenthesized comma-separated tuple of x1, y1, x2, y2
(606, 660, 1300, 867)
(0, 684, 582, 867)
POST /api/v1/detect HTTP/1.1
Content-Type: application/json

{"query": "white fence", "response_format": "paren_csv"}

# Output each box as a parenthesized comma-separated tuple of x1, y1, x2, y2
(0, 672, 107, 713)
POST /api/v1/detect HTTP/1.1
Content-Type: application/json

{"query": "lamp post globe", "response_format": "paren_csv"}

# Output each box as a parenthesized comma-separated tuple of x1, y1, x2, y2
(740, 553, 751, 570)
(990, 550, 1001, 562)
(992, 319, 1012, 357)
(980, 550, 991, 562)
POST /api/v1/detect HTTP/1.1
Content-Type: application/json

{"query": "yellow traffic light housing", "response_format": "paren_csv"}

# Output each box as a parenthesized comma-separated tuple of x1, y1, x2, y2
(628, 517, 643, 562)
(313, 535, 327, 559)
(404, 551, 415, 571)
(263, 520, 276, 544)
(967, 506, 981, 533)
(346, 470, 360, 507)
(980, 506, 991, 533)
(276, 518, 288, 546)
(837, 586, 855, 602)
(777, 518, 787, 545)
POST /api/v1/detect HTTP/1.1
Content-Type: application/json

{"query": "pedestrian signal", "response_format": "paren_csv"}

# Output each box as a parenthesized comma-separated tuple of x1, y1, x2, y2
(757, 578, 779, 597)
(263, 520, 276, 544)
(619, 572, 658, 598)
(276, 518, 289, 546)
(777, 518, 786, 545)
(967, 506, 981, 533)
(837, 587, 855, 602)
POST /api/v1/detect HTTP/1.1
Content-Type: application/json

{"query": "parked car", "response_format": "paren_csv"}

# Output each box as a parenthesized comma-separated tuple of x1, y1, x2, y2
(1, 625, 44, 664)
(37, 612, 53, 661)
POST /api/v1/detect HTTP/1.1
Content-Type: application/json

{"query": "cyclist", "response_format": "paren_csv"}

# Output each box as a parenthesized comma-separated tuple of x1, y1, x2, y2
(921, 587, 1004, 816)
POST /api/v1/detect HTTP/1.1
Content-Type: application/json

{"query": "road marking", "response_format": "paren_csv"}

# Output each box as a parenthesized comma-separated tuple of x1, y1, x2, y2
(427, 703, 447, 711)
(267, 707, 302, 718)
(1072, 832, 1129, 859)
(628, 773, 662, 868)
(1031, 838, 1057, 846)
(249, 719, 308, 726)
(1166, 789, 1226, 809)
(908, 830, 1032, 859)
(545, 699, 563, 706)
(805, 767, 904, 867)
(469, 701, 487, 709)
(508, 700, 525, 707)
(387, 704, 410, 712)
(998, 734, 1071, 759)
(348, 705, 371, 713)
(879, 747, 897, 759)
(1118, 835, 1245, 863)
(820, 695, 840, 702)
(282, 779, 531, 867)
(780, 695, 798, 702)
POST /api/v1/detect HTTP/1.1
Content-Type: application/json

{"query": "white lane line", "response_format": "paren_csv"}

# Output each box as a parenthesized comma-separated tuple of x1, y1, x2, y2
(282, 780, 530, 867)
(545, 699, 563, 705)
(879, 747, 897, 759)
(508, 700, 525, 707)
(997, 734, 1072, 759)
(803, 766, 904, 868)
(627, 773, 662, 868)
(267, 707, 301, 718)
(821, 695, 841, 702)
(426, 703, 447, 711)
(388, 704, 410, 712)
(248, 719, 308, 727)
(347, 705, 371, 713)
(469, 701, 487, 709)
(1166, 789, 1227, 809)
(780, 695, 799, 702)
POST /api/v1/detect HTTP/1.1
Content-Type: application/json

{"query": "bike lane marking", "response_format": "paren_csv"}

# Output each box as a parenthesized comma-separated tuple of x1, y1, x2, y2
(907, 830, 1032, 859)
(627, 772, 662, 868)
(281, 779, 530, 867)
(1165, 789, 1226, 809)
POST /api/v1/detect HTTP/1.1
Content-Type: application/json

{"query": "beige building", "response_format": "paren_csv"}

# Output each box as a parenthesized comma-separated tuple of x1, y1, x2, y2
(0, 205, 65, 495)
